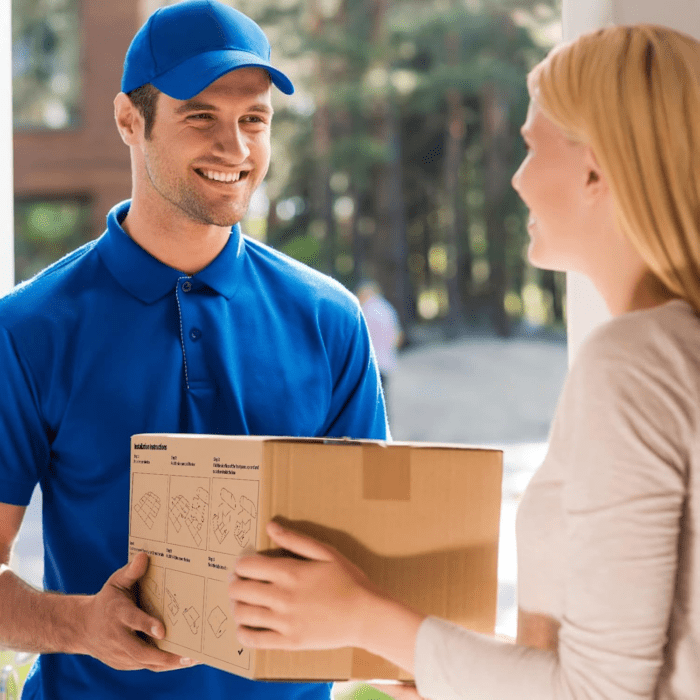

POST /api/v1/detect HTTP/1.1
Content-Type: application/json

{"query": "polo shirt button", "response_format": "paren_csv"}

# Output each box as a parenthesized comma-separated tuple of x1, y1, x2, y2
(189, 328, 202, 341)
(182, 280, 192, 292)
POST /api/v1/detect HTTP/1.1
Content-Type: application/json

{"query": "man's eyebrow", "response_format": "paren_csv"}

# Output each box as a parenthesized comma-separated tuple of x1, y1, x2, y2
(174, 101, 274, 116)
(175, 100, 218, 114)
(248, 103, 274, 116)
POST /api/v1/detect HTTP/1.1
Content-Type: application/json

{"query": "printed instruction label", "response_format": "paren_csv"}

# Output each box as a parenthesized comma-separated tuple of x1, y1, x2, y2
(129, 436, 263, 674)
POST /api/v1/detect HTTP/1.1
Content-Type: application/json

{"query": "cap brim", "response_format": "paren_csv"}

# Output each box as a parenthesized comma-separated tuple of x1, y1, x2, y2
(150, 49, 294, 99)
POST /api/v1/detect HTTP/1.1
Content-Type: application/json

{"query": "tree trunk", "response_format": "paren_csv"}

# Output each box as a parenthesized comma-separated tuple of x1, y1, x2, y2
(482, 80, 511, 337)
(442, 30, 467, 336)
(309, 3, 336, 276)
(370, 0, 411, 326)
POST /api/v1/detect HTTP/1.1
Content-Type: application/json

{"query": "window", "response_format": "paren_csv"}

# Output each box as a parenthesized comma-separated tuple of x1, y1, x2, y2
(14, 198, 92, 283)
(12, 0, 81, 130)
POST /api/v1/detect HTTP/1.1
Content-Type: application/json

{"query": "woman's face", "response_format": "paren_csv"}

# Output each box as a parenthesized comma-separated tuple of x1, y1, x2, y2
(511, 101, 605, 274)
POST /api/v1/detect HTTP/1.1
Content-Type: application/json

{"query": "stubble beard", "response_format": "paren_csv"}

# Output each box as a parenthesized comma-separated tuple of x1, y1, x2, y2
(173, 181, 249, 227)
(144, 152, 250, 228)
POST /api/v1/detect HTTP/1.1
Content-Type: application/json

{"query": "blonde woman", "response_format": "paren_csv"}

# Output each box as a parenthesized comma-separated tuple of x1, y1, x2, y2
(229, 25, 700, 699)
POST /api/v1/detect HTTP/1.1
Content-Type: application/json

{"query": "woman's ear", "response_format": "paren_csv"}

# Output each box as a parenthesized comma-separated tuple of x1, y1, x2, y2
(582, 146, 608, 201)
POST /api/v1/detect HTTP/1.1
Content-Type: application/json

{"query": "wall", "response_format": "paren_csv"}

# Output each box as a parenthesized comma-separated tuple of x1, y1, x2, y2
(12, 1, 139, 243)
(563, 0, 700, 361)
(1, 3, 13, 295)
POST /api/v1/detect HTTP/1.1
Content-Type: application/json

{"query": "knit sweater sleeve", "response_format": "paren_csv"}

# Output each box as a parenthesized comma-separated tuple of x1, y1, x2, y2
(414, 306, 696, 700)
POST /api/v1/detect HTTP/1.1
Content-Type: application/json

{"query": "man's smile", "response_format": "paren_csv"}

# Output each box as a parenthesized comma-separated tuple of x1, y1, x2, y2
(194, 168, 250, 184)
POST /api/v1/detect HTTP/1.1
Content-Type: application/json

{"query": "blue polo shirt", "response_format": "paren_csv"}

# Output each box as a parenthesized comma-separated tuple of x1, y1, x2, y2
(0, 200, 388, 700)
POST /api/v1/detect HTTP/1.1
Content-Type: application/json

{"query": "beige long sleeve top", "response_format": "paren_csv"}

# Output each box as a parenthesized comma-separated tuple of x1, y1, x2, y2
(414, 299, 700, 700)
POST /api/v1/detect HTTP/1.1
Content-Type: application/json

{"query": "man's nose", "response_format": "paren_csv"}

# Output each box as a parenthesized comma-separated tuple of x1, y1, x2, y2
(214, 123, 250, 162)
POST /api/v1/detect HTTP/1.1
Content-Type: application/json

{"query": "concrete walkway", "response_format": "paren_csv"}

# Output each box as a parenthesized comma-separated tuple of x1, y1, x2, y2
(11, 333, 569, 640)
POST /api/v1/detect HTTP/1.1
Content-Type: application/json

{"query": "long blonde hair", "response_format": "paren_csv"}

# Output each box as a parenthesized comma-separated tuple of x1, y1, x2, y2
(529, 25, 700, 312)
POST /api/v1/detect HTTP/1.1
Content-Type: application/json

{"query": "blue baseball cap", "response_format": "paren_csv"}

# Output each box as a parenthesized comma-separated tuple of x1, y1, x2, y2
(121, 0, 294, 99)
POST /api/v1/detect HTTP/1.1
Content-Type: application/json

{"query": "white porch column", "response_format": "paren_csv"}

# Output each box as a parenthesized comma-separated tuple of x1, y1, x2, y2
(563, 0, 700, 362)
(0, 2, 13, 296)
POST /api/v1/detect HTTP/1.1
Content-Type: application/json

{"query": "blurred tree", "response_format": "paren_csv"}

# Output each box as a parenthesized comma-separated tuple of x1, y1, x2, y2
(233, 0, 560, 334)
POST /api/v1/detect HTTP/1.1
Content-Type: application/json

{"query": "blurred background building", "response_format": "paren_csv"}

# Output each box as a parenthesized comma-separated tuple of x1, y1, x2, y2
(13, 0, 135, 280)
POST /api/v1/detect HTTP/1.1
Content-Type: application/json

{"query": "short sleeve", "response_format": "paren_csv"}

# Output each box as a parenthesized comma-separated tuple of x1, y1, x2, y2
(321, 302, 389, 441)
(0, 324, 50, 505)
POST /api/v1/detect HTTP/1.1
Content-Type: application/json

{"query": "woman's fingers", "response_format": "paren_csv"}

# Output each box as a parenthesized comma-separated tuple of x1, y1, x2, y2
(235, 625, 296, 650)
(265, 521, 337, 562)
(229, 575, 295, 614)
(233, 552, 289, 583)
(232, 600, 283, 632)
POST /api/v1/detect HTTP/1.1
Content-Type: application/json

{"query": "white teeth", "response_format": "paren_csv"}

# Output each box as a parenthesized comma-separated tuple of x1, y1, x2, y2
(202, 170, 241, 183)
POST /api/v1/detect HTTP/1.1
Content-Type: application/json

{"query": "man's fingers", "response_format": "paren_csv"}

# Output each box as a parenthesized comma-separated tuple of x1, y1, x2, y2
(266, 522, 335, 562)
(120, 599, 165, 639)
(110, 552, 149, 590)
(128, 635, 193, 671)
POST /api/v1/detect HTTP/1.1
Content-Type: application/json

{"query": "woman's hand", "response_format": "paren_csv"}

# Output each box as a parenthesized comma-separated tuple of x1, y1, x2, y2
(229, 521, 380, 650)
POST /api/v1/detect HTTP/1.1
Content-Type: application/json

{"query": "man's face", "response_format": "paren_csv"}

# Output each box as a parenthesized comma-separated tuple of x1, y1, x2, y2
(140, 67, 273, 227)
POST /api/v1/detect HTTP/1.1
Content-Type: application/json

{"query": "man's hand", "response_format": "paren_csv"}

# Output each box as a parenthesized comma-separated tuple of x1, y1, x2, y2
(77, 552, 194, 672)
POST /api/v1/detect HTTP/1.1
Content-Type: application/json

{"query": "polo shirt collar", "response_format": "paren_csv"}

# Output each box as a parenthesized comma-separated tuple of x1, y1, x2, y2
(97, 200, 244, 303)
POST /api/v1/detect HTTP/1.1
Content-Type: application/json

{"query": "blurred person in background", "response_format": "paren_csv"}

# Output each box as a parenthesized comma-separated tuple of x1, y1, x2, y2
(230, 24, 700, 700)
(356, 280, 403, 416)
(0, 2, 387, 699)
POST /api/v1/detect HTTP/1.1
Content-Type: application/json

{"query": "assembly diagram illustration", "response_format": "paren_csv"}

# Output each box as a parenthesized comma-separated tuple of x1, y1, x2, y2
(183, 606, 201, 635)
(136, 564, 165, 621)
(129, 464, 262, 669)
(207, 606, 227, 639)
(168, 477, 210, 549)
(209, 478, 259, 555)
(163, 569, 205, 653)
(204, 578, 249, 669)
(166, 587, 180, 627)
(130, 473, 169, 542)
(134, 491, 160, 529)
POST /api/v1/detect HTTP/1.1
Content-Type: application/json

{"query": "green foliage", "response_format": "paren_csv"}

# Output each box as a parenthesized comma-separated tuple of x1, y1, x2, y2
(280, 233, 323, 268)
(252, 0, 560, 332)
(14, 199, 91, 282)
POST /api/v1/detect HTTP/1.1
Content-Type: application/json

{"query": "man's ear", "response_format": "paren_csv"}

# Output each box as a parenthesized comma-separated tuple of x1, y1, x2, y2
(114, 92, 143, 146)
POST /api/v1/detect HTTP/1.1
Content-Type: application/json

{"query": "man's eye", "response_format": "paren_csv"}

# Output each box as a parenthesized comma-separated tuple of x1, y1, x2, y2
(190, 113, 212, 120)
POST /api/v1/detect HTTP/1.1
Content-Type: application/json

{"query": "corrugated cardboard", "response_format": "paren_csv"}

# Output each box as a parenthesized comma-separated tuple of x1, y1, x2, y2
(128, 435, 502, 681)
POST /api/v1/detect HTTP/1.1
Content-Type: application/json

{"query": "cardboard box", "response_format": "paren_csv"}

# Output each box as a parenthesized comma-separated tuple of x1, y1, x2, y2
(128, 435, 502, 681)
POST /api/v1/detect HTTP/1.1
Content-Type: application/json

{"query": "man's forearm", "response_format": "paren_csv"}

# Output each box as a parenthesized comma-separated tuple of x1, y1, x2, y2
(0, 566, 87, 654)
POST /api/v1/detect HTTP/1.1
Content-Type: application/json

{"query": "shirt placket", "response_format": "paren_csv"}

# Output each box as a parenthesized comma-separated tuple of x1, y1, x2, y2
(175, 276, 209, 390)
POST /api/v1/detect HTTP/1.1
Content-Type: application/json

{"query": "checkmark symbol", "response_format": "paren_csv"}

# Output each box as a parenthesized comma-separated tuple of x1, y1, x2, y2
(238, 649, 244, 655)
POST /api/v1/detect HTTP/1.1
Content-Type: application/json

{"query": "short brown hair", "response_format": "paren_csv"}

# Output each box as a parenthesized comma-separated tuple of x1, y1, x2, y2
(126, 83, 160, 140)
